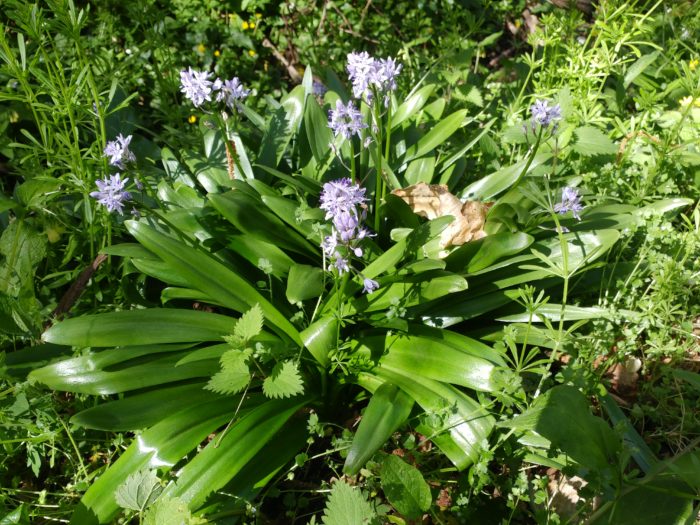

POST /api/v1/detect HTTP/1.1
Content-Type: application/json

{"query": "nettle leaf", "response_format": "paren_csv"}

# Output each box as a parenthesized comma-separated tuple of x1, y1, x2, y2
(571, 126, 617, 156)
(205, 349, 252, 395)
(143, 496, 205, 525)
(262, 360, 304, 399)
(380, 454, 431, 519)
(322, 481, 377, 525)
(114, 469, 163, 512)
(234, 304, 264, 343)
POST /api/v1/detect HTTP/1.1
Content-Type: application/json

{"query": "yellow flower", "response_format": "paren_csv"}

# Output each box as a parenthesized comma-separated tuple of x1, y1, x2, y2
(250, 22, 256, 29)
(214, 50, 221, 57)
(248, 49, 256, 57)
(188, 115, 197, 124)
(242, 21, 249, 30)
(690, 59, 699, 71)
(255, 12, 262, 19)
(197, 43, 206, 53)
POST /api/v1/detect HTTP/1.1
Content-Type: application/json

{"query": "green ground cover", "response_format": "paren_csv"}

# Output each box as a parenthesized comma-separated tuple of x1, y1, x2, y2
(1, 0, 699, 523)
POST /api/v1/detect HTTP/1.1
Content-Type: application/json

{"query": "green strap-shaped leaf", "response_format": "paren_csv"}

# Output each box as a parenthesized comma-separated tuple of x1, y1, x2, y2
(344, 382, 414, 475)
(71, 382, 217, 431)
(356, 333, 498, 392)
(127, 221, 302, 346)
(162, 396, 310, 510)
(300, 315, 337, 367)
(258, 85, 306, 167)
(462, 152, 551, 201)
(391, 84, 436, 129)
(362, 369, 493, 470)
(70, 397, 256, 524)
(401, 109, 468, 164)
(304, 95, 333, 164)
(209, 191, 316, 256)
(31, 351, 217, 395)
(43, 310, 231, 347)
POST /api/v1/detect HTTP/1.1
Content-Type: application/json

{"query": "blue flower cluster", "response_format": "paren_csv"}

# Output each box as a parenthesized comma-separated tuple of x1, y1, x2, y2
(319, 178, 378, 293)
(103, 133, 135, 169)
(346, 52, 402, 103)
(90, 174, 131, 215)
(529, 99, 562, 131)
(554, 186, 584, 220)
(326, 52, 402, 140)
(179, 67, 250, 111)
(328, 99, 367, 140)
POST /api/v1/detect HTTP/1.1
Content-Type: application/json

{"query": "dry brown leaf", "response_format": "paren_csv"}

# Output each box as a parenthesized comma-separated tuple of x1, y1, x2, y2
(391, 182, 492, 250)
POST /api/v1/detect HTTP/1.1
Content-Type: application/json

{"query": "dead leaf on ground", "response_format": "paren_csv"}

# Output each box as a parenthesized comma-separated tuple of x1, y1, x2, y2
(391, 182, 492, 251)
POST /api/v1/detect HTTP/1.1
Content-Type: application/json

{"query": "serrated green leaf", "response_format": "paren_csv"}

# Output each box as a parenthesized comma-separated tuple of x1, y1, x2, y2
(322, 481, 376, 525)
(114, 469, 163, 512)
(205, 349, 251, 395)
(380, 455, 431, 518)
(234, 304, 264, 342)
(262, 360, 304, 399)
(571, 126, 617, 156)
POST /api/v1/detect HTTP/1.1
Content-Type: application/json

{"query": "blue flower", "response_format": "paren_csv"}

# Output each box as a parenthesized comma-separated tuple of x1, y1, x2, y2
(214, 77, 250, 111)
(346, 52, 402, 102)
(180, 67, 214, 107)
(328, 100, 367, 140)
(530, 99, 562, 129)
(319, 178, 374, 279)
(104, 134, 136, 168)
(90, 174, 131, 214)
(553, 186, 584, 220)
(362, 278, 379, 294)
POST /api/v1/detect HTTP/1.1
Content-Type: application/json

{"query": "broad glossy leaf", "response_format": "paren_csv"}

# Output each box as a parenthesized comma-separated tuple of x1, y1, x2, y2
(391, 84, 436, 128)
(286, 264, 325, 303)
(31, 351, 217, 395)
(100, 243, 157, 259)
(366, 369, 493, 470)
(209, 191, 315, 256)
(162, 396, 310, 509)
(362, 333, 499, 392)
(304, 95, 333, 163)
(71, 382, 217, 430)
(42, 310, 231, 347)
(404, 155, 436, 185)
(160, 287, 216, 305)
(300, 315, 336, 367)
(228, 235, 294, 278)
(353, 272, 467, 314)
(461, 153, 550, 201)
(258, 85, 305, 167)
(70, 398, 251, 524)
(401, 109, 467, 163)
(403, 324, 506, 366)
(445, 232, 534, 273)
(131, 258, 194, 289)
(127, 221, 302, 346)
(344, 382, 414, 475)
(261, 194, 319, 239)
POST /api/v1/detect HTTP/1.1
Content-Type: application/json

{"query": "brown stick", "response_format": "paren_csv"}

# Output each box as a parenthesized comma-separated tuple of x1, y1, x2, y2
(261, 37, 303, 83)
(48, 253, 108, 325)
